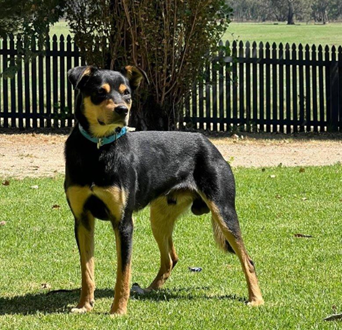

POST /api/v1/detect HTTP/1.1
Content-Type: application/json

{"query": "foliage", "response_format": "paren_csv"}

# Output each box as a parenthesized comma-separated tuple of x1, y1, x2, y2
(65, 0, 232, 130)
(0, 1, 232, 130)
(0, 0, 64, 77)
(0, 164, 341, 328)
(0, 0, 63, 38)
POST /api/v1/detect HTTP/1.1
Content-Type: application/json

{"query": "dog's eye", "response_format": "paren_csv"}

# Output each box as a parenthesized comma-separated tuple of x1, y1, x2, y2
(123, 89, 130, 96)
(98, 88, 107, 95)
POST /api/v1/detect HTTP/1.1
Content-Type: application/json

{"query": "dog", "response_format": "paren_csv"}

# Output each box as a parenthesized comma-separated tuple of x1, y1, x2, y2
(65, 65, 264, 315)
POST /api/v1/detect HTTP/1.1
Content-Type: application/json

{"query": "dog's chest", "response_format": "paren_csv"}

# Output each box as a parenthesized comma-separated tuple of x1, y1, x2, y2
(66, 183, 127, 222)
(68, 146, 123, 187)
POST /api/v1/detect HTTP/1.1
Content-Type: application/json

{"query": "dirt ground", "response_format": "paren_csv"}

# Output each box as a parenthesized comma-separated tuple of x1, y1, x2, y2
(0, 130, 341, 179)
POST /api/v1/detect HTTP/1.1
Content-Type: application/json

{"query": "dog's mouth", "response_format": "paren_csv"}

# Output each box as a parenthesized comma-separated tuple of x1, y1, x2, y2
(97, 118, 126, 127)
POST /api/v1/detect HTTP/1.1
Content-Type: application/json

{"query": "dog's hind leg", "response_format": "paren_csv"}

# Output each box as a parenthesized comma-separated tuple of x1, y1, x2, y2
(110, 213, 133, 315)
(206, 198, 264, 306)
(145, 193, 192, 291)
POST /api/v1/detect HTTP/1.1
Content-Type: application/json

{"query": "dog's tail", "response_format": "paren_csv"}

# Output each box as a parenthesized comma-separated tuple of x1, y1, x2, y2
(211, 217, 235, 254)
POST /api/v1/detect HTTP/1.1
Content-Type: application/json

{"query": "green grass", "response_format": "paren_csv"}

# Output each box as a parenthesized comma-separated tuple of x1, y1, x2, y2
(224, 22, 342, 48)
(1, 165, 342, 329)
(50, 21, 342, 48)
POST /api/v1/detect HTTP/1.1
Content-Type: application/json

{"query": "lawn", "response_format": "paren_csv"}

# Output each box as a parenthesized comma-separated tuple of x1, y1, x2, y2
(50, 21, 342, 48)
(1, 165, 341, 329)
(224, 22, 342, 48)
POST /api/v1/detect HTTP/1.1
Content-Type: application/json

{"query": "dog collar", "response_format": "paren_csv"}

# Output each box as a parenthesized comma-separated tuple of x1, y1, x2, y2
(78, 124, 127, 149)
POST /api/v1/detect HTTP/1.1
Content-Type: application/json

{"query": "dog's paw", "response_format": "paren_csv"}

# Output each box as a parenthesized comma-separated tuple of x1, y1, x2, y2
(247, 298, 264, 307)
(71, 307, 88, 314)
(71, 301, 94, 314)
(109, 309, 127, 317)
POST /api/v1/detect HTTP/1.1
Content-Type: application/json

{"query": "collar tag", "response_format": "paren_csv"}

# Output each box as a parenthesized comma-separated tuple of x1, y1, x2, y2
(97, 139, 103, 149)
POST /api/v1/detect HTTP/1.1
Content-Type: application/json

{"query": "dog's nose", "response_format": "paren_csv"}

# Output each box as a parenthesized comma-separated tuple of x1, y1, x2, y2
(115, 106, 128, 116)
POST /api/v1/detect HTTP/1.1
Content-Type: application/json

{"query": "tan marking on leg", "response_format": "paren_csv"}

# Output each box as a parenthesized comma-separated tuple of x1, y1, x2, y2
(147, 191, 193, 291)
(71, 213, 96, 313)
(92, 186, 127, 223)
(110, 228, 131, 315)
(169, 236, 179, 268)
(66, 185, 95, 313)
(101, 83, 111, 93)
(205, 199, 264, 306)
(66, 185, 92, 217)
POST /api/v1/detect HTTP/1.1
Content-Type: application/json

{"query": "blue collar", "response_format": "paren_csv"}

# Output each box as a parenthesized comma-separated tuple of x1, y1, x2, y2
(78, 124, 127, 149)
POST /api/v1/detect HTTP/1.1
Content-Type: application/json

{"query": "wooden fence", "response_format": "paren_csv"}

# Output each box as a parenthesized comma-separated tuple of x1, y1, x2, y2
(183, 40, 342, 133)
(0, 35, 341, 132)
(0, 35, 84, 129)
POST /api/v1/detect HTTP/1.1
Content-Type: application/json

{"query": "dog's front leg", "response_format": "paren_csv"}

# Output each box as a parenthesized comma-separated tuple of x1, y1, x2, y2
(110, 215, 133, 316)
(66, 186, 95, 313)
(71, 213, 96, 313)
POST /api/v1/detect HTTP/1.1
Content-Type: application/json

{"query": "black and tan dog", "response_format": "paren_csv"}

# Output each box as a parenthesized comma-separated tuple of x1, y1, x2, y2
(65, 65, 264, 315)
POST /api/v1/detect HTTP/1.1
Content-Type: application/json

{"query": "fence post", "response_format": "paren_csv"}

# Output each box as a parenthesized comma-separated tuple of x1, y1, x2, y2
(218, 40, 224, 131)
(17, 35, 24, 129)
(329, 46, 339, 131)
(305, 44, 311, 132)
(339, 46, 342, 131)
(258, 42, 264, 132)
(272, 42, 278, 133)
(245, 41, 251, 132)
(31, 37, 38, 128)
(2, 37, 9, 128)
(66, 35, 73, 127)
(318, 45, 325, 132)
(225, 40, 231, 131)
(291, 43, 298, 132)
(298, 44, 305, 131)
(285, 43, 291, 133)
(9, 35, 16, 128)
(45, 36, 52, 128)
(311, 44, 318, 132)
(60, 35, 66, 128)
(232, 40, 238, 130)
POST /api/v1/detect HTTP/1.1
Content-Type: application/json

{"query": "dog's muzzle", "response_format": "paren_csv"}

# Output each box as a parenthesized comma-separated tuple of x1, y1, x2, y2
(115, 106, 129, 117)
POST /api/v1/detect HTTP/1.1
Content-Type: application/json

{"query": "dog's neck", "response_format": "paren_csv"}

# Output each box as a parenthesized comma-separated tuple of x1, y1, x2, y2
(78, 124, 127, 149)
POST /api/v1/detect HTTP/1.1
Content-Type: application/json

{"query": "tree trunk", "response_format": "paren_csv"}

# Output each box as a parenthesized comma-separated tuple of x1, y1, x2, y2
(287, 1, 295, 25)
(322, 10, 328, 25)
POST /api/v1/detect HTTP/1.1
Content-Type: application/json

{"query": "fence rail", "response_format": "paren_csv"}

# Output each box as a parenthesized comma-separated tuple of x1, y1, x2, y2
(0, 35, 341, 132)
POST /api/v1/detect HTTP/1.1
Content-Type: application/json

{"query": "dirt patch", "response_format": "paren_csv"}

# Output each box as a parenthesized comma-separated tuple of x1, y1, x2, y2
(0, 131, 341, 179)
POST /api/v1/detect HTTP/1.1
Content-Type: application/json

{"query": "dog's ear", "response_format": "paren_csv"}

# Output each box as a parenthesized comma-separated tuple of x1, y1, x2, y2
(121, 65, 149, 90)
(68, 66, 98, 90)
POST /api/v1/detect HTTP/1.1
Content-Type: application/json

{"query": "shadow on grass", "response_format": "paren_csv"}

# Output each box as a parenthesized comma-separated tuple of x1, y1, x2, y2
(130, 286, 247, 304)
(0, 287, 247, 315)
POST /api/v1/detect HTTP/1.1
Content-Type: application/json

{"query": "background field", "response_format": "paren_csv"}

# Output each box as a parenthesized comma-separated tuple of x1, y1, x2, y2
(50, 21, 342, 48)
(1, 165, 341, 329)
(224, 22, 342, 48)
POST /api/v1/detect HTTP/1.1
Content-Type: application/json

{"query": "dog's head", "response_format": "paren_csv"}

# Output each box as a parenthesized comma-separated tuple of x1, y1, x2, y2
(68, 66, 147, 137)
